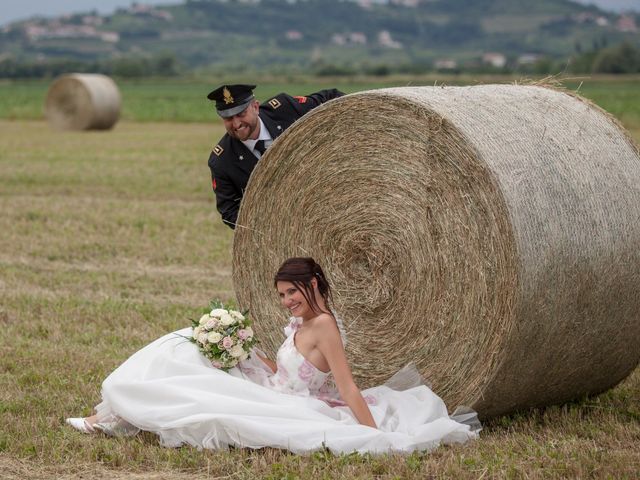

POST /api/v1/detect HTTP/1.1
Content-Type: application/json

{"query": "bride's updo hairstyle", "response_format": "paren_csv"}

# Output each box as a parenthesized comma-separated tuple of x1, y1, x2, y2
(274, 257, 332, 315)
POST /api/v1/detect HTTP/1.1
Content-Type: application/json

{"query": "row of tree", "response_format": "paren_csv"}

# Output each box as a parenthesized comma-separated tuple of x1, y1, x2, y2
(0, 42, 638, 79)
(0, 53, 178, 79)
(570, 42, 640, 74)
(313, 42, 640, 76)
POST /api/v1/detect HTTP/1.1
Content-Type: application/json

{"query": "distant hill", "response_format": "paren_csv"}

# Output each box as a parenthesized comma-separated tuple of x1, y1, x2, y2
(1, 0, 639, 76)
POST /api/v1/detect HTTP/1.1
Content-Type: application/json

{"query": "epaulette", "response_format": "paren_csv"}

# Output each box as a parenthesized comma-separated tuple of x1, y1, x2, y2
(212, 144, 224, 156)
(267, 98, 282, 110)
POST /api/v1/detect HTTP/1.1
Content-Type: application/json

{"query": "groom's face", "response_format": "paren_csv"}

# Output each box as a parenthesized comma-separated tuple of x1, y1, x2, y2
(223, 100, 260, 141)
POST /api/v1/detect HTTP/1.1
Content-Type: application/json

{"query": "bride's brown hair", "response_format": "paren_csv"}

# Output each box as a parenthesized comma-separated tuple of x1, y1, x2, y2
(274, 257, 332, 315)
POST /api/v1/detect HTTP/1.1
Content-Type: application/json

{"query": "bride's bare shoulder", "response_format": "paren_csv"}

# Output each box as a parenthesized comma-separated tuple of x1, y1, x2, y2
(311, 313, 339, 333)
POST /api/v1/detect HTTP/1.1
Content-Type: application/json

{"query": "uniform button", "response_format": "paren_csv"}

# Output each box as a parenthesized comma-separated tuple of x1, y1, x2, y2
(277, 125, 282, 130)
(239, 155, 244, 160)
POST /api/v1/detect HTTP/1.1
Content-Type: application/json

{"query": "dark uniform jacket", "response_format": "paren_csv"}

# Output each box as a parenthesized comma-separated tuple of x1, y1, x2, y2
(208, 89, 344, 228)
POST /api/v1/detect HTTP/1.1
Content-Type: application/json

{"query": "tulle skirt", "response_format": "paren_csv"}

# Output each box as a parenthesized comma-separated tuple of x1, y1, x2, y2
(94, 328, 479, 454)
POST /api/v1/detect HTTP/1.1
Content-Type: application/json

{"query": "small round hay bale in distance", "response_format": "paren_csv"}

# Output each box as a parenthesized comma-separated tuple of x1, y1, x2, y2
(45, 73, 121, 130)
(233, 85, 640, 418)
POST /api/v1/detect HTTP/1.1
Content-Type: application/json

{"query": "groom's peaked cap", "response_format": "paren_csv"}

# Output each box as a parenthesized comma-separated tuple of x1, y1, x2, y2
(207, 84, 257, 118)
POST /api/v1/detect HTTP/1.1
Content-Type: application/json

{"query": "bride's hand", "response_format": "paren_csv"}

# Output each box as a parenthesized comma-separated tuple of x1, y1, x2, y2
(254, 350, 277, 373)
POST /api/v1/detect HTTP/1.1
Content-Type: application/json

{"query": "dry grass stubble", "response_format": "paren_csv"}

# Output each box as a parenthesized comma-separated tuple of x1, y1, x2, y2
(0, 119, 638, 478)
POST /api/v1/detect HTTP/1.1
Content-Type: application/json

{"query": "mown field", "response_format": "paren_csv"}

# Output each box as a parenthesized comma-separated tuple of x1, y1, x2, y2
(1, 76, 639, 479)
(1, 75, 640, 130)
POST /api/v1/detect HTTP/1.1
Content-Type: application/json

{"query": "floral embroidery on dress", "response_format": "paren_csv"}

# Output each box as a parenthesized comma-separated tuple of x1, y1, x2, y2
(298, 360, 315, 382)
(238, 364, 261, 377)
(239, 317, 346, 406)
(363, 394, 378, 406)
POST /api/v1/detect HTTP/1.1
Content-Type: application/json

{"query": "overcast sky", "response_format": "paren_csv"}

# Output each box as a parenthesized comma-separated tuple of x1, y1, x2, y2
(0, 1, 178, 26)
(1, 0, 639, 26)
(577, 0, 640, 11)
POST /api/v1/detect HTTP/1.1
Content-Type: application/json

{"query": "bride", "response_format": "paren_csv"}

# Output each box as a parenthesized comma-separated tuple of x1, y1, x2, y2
(66, 257, 480, 453)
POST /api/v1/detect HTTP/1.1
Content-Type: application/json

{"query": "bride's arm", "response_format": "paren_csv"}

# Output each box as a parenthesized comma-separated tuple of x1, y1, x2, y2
(314, 315, 377, 429)
(255, 352, 277, 373)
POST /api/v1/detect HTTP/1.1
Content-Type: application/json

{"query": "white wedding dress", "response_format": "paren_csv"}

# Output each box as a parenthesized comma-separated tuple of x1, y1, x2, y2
(91, 317, 480, 454)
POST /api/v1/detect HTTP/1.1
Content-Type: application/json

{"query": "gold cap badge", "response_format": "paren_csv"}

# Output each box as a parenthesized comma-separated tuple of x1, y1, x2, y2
(223, 87, 234, 105)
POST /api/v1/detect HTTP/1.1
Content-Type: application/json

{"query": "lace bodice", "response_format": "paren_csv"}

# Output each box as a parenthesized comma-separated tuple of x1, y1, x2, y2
(239, 317, 343, 405)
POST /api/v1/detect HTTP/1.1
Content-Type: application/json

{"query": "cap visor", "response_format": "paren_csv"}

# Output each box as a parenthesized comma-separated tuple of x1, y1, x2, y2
(217, 98, 253, 118)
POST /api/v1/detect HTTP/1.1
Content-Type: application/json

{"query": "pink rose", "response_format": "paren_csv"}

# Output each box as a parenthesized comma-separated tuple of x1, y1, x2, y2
(298, 361, 315, 382)
(212, 361, 223, 369)
(364, 394, 378, 406)
(222, 336, 233, 349)
(238, 329, 249, 340)
(205, 319, 218, 330)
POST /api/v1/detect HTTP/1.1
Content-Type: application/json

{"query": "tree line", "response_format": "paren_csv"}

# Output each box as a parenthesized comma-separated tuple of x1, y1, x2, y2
(0, 52, 178, 79)
(0, 41, 638, 79)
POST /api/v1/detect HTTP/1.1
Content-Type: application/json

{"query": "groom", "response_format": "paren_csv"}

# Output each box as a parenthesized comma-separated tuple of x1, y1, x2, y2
(207, 84, 344, 229)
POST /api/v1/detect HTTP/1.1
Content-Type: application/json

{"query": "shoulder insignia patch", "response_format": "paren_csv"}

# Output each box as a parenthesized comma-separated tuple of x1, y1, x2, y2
(268, 98, 282, 109)
(293, 96, 308, 104)
(213, 145, 224, 156)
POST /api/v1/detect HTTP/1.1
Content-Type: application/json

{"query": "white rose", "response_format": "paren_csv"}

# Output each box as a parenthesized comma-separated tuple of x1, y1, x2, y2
(219, 313, 235, 326)
(207, 331, 222, 343)
(193, 326, 202, 339)
(229, 344, 245, 358)
(199, 313, 211, 326)
(244, 326, 253, 338)
(230, 310, 245, 321)
(197, 332, 209, 344)
(210, 308, 227, 318)
(205, 319, 218, 330)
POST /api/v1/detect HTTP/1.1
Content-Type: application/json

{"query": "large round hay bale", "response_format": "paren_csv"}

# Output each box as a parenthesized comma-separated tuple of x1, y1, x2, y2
(233, 85, 640, 418)
(45, 73, 121, 130)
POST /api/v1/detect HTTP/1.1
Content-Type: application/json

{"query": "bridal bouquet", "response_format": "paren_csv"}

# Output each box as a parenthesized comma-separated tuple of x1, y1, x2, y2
(190, 300, 257, 371)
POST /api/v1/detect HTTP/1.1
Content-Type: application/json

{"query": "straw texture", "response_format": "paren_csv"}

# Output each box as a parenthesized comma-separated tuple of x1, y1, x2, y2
(45, 73, 121, 130)
(232, 85, 640, 418)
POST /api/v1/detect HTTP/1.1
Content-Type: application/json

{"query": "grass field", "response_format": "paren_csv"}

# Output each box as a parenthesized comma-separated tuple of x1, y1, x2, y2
(1, 77, 639, 478)
(1, 75, 640, 130)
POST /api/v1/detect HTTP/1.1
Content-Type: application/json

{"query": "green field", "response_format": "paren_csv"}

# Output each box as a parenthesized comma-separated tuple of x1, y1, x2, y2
(1, 77, 639, 478)
(2, 75, 640, 133)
